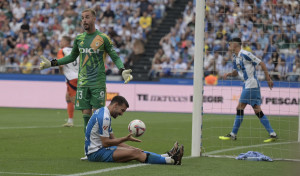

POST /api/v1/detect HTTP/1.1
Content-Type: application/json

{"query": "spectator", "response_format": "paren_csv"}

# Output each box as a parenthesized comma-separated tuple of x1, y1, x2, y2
(6, 57, 19, 73)
(287, 59, 300, 82)
(62, 18, 75, 34)
(19, 56, 32, 74)
(128, 12, 140, 28)
(9, 18, 22, 34)
(183, 8, 193, 25)
(40, 34, 49, 50)
(204, 50, 215, 76)
(148, 52, 162, 80)
(173, 57, 187, 77)
(169, 46, 180, 62)
(139, 11, 152, 38)
(0, 10, 7, 23)
(159, 35, 171, 58)
(125, 39, 145, 68)
(15, 37, 29, 55)
(270, 52, 281, 80)
(180, 47, 192, 64)
(12, 1, 26, 22)
(277, 59, 289, 80)
(0, 53, 5, 72)
(100, 5, 115, 24)
(140, 0, 151, 15)
(159, 56, 173, 77)
(131, 26, 142, 40)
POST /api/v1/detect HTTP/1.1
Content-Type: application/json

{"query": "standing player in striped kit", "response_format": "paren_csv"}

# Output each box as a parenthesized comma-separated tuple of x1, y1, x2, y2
(57, 36, 79, 127)
(85, 96, 184, 165)
(219, 38, 277, 143)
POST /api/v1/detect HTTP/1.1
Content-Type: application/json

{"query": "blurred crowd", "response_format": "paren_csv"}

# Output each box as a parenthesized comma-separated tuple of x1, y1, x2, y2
(149, 0, 300, 82)
(0, 0, 173, 75)
(1, 0, 300, 82)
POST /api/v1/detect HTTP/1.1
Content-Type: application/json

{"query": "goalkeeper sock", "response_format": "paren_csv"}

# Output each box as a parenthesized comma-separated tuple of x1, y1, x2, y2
(144, 151, 167, 164)
(259, 115, 274, 134)
(232, 110, 244, 134)
(83, 114, 91, 133)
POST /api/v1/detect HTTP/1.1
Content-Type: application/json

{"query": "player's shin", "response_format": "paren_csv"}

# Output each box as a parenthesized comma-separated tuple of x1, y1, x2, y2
(67, 102, 74, 119)
(143, 151, 167, 164)
(232, 109, 244, 134)
(256, 111, 274, 134)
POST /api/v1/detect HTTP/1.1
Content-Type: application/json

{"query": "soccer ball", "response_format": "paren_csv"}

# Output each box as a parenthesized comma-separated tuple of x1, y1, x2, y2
(128, 119, 146, 137)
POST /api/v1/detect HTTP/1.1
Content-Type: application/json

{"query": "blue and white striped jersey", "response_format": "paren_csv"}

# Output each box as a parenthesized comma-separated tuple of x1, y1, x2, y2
(85, 107, 113, 155)
(233, 49, 261, 89)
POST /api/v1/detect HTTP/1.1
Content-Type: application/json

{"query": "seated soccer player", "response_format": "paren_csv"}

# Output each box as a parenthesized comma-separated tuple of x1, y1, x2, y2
(84, 95, 184, 165)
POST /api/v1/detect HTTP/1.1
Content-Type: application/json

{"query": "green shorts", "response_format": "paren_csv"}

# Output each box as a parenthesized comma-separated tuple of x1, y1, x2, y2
(75, 86, 106, 110)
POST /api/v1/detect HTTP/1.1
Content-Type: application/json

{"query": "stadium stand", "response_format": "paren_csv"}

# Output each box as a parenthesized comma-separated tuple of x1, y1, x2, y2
(0, 0, 173, 76)
(149, 0, 300, 81)
(1, 0, 299, 82)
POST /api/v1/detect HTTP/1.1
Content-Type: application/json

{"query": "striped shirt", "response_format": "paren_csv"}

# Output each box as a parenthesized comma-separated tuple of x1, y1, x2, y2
(233, 49, 261, 89)
(85, 107, 113, 155)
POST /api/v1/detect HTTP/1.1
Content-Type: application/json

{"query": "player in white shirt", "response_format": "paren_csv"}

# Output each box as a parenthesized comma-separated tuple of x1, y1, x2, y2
(57, 36, 79, 127)
(84, 96, 184, 165)
(219, 38, 277, 143)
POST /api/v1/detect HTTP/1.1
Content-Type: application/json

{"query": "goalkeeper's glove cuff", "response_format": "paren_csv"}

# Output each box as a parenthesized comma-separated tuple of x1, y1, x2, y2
(119, 68, 125, 75)
(51, 59, 58, 66)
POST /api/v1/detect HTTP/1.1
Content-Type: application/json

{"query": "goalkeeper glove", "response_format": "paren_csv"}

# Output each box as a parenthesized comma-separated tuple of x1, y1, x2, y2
(121, 69, 133, 84)
(39, 56, 58, 70)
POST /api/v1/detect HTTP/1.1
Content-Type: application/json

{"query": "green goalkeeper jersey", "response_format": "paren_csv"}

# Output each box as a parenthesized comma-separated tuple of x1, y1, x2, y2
(57, 30, 124, 87)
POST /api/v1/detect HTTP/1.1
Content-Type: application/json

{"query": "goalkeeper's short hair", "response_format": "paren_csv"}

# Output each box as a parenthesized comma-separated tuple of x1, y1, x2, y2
(82, 8, 96, 17)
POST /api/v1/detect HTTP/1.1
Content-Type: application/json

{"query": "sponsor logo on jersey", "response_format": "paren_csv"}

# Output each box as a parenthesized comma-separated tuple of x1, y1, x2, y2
(103, 126, 108, 130)
(79, 48, 100, 54)
(80, 41, 84, 46)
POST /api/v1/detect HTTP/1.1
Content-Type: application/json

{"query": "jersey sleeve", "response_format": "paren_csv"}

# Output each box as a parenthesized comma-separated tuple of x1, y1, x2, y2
(57, 49, 64, 59)
(57, 37, 80, 65)
(242, 52, 261, 65)
(102, 34, 124, 69)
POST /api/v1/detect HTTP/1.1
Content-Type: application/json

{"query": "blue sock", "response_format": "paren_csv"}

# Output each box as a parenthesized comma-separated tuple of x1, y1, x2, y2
(144, 151, 166, 164)
(259, 115, 274, 134)
(232, 115, 244, 134)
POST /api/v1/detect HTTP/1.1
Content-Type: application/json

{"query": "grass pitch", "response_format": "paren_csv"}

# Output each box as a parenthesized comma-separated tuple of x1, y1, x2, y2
(0, 108, 299, 176)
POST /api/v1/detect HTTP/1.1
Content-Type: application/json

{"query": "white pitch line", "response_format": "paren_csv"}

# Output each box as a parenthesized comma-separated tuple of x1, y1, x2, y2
(67, 156, 194, 176)
(66, 164, 148, 176)
(0, 171, 63, 176)
(205, 141, 299, 155)
(0, 125, 83, 130)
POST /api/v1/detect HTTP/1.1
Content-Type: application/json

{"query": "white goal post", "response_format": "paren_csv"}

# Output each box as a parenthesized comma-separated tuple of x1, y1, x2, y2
(191, 0, 205, 157)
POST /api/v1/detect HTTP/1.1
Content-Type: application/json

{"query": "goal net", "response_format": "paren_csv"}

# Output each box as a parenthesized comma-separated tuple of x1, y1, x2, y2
(199, 0, 300, 161)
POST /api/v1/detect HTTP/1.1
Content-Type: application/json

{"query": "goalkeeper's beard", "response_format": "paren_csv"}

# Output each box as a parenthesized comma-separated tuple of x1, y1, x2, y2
(83, 24, 90, 31)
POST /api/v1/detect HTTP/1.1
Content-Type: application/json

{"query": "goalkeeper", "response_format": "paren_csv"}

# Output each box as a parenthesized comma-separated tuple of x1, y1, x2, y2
(40, 8, 133, 133)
